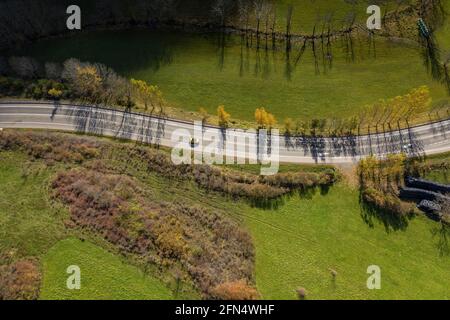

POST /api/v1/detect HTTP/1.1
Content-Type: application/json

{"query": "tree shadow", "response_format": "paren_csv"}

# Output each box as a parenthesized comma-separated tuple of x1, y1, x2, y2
(431, 223, 450, 257)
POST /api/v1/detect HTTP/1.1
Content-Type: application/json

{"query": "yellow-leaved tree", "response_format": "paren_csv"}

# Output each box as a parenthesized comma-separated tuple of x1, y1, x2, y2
(217, 105, 230, 128)
(130, 79, 164, 113)
(75, 66, 102, 102)
(255, 107, 277, 129)
(404, 85, 432, 122)
(48, 88, 63, 100)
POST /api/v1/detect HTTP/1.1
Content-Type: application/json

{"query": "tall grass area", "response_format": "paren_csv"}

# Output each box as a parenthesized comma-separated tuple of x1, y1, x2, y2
(420, 152, 450, 184)
(240, 184, 450, 299)
(40, 238, 173, 300)
(0, 151, 180, 300)
(1, 134, 449, 300)
(0, 152, 67, 257)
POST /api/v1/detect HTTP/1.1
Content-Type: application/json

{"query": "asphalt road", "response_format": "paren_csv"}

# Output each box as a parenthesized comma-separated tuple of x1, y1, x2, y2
(1, 102, 449, 164)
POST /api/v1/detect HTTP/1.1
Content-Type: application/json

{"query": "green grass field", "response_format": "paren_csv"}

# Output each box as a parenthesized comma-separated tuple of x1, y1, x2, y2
(20, 29, 448, 123)
(436, 0, 450, 52)
(0, 152, 67, 258)
(40, 238, 173, 300)
(272, 0, 402, 34)
(0, 151, 180, 300)
(1, 137, 449, 300)
(241, 184, 450, 300)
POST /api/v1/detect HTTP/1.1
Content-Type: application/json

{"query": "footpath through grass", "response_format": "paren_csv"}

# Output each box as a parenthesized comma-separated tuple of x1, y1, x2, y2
(40, 238, 174, 300)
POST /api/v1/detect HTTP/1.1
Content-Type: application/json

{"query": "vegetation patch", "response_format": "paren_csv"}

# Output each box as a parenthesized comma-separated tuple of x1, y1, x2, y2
(41, 238, 174, 300)
(1, 129, 450, 300)
(0, 258, 41, 300)
(50, 168, 256, 298)
(0, 130, 338, 205)
(358, 154, 415, 219)
(242, 183, 450, 299)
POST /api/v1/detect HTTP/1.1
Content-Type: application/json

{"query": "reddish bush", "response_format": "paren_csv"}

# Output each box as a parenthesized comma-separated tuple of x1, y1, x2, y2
(0, 130, 99, 164)
(0, 259, 41, 300)
(211, 280, 260, 300)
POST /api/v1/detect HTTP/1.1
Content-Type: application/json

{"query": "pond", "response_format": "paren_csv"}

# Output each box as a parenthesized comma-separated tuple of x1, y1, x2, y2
(10, 28, 449, 122)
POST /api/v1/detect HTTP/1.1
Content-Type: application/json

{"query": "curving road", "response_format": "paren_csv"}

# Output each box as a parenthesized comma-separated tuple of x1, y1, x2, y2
(1, 101, 450, 164)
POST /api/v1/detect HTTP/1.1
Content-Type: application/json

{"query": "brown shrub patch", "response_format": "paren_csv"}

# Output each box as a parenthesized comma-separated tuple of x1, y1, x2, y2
(0, 130, 100, 164)
(1, 130, 338, 203)
(51, 169, 256, 298)
(211, 279, 260, 300)
(0, 259, 41, 300)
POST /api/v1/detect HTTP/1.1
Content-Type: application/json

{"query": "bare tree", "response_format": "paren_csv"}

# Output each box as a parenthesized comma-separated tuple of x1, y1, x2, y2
(212, 0, 234, 27)
(62, 58, 84, 83)
(8, 56, 40, 78)
(45, 62, 62, 80)
(285, 4, 294, 51)
(237, 0, 251, 30)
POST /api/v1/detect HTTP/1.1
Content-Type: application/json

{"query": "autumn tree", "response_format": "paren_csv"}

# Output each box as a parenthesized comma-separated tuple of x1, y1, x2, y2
(284, 117, 294, 135)
(404, 85, 432, 124)
(296, 119, 309, 135)
(217, 105, 230, 128)
(255, 107, 276, 129)
(74, 65, 102, 103)
(48, 87, 63, 100)
(131, 79, 156, 112)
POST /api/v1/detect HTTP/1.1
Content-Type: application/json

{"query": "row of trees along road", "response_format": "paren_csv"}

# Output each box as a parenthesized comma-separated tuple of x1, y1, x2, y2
(211, 86, 444, 136)
(0, 56, 166, 115)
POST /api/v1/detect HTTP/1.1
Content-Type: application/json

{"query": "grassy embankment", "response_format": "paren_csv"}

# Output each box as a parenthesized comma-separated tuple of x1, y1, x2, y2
(1, 131, 449, 300)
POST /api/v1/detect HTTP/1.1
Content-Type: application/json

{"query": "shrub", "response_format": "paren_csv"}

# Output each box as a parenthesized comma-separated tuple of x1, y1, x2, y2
(24, 79, 69, 100)
(0, 77, 25, 96)
(0, 259, 41, 300)
(0, 131, 100, 164)
(296, 287, 307, 300)
(211, 280, 260, 300)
